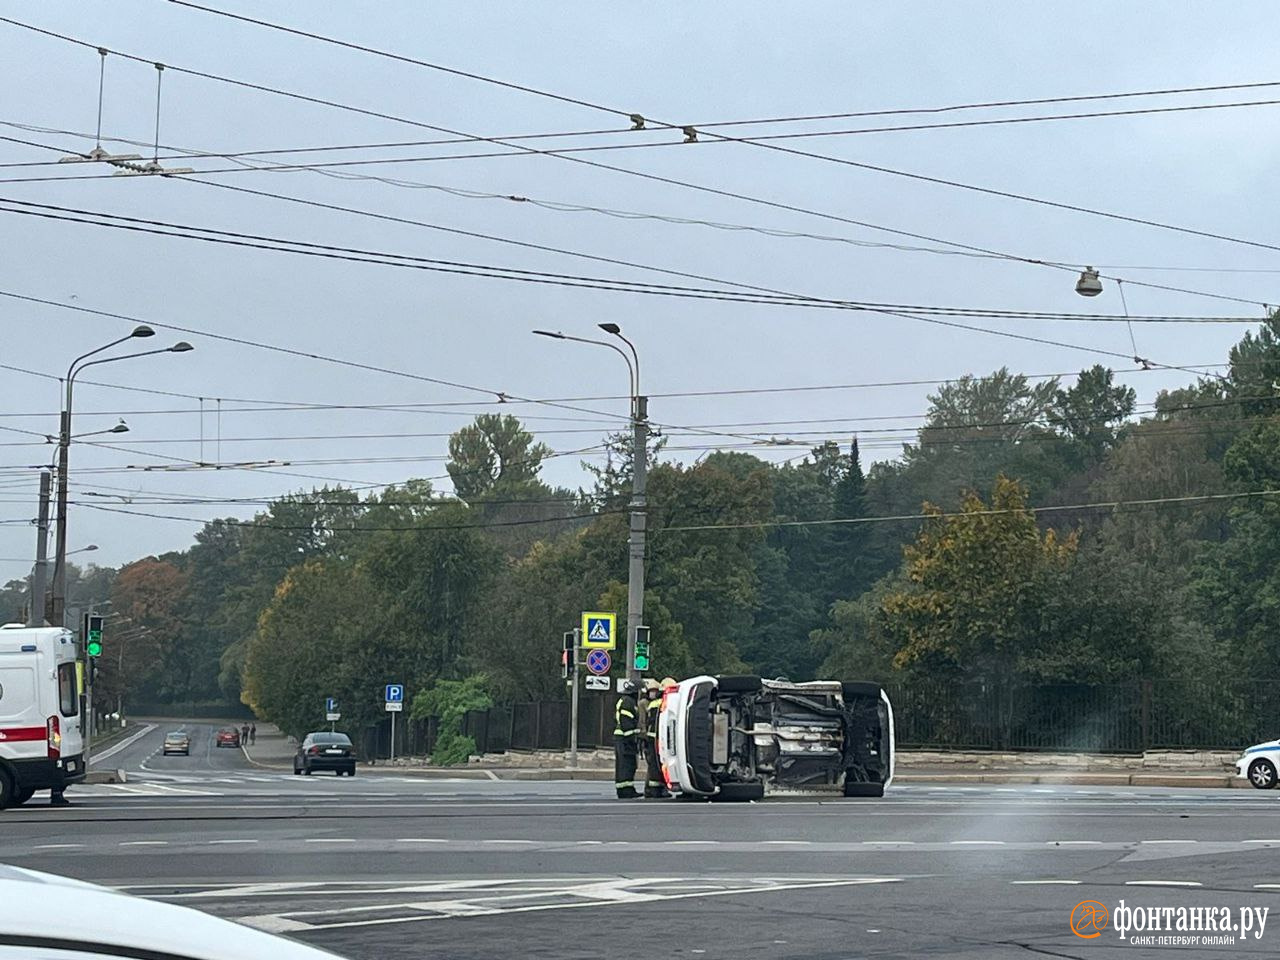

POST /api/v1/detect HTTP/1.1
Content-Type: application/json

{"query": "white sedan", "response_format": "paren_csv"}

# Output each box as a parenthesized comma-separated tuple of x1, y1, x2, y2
(0, 864, 338, 959)
(1237, 740, 1280, 789)
(657, 675, 894, 800)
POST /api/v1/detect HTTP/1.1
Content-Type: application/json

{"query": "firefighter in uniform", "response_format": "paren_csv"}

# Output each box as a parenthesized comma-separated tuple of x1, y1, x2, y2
(643, 679, 672, 798)
(613, 680, 641, 798)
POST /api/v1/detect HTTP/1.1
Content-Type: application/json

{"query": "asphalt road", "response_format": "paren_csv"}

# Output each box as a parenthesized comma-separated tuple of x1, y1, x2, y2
(3, 721, 1279, 958)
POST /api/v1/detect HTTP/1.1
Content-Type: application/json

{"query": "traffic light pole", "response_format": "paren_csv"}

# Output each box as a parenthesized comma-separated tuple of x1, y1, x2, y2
(569, 627, 580, 769)
(625, 396, 648, 683)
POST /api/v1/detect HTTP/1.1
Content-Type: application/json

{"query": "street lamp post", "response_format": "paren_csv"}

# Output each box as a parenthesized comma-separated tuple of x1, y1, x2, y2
(533, 326, 648, 684)
(50, 331, 192, 626)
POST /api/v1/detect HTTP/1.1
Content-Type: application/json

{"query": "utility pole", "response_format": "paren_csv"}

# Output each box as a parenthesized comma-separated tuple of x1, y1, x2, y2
(625, 395, 648, 684)
(26, 470, 51, 627)
(49, 404, 71, 627)
(569, 627, 581, 768)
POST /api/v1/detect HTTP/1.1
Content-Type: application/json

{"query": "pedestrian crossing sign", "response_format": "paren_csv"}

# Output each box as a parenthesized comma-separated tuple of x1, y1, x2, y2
(581, 611, 616, 649)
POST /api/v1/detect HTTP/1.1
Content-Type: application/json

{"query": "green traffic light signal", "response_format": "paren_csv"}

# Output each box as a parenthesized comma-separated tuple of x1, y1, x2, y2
(86, 615, 103, 658)
(633, 653, 650, 671)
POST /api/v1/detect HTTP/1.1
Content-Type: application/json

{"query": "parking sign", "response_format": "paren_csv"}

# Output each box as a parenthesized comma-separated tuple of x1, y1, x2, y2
(385, 683, 404, 703)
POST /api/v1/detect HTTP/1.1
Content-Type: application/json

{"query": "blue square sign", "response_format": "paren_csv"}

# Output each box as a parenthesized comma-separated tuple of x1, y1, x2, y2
(385, 684, 404, 703)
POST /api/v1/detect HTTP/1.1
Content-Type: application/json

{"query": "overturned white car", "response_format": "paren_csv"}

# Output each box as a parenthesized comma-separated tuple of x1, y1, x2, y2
(656, 675, 894, 801)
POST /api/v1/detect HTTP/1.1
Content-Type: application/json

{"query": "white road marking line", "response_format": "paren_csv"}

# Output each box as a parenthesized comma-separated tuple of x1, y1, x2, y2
(1124, 880, 1202, 887)
(33, 843, 84, 850)
(1011, 880, 1081, 885)
(246, 877, 904, 931)
(119, 841, 168, 846)
(762, 840, 811, 845)
(89, 723, 157, 764)
(1140, 839, 1196, 844)
(950, 840, 1005, 845)
(1254, 884, 1280, 889)
(574, 841, 603, 845)
(1243, 840, 1280, 844)
(208, 839, 258, 845)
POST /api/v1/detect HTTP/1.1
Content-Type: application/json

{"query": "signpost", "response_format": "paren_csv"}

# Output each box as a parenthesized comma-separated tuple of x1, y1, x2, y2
(584, 675, 610, 691)
(567, 628, 580, 769)
(385, 684, 404, 761)
(325, 697, 340, 730)
(580, 611, 616, 650)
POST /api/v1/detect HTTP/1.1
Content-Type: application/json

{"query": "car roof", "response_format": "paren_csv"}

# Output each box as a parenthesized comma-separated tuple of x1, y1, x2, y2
(0, 865, 338, 959)
(165, 731, 188, 737)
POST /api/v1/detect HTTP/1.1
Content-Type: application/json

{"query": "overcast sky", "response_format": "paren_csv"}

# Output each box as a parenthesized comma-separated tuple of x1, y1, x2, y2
(3, 2, 1278, 579)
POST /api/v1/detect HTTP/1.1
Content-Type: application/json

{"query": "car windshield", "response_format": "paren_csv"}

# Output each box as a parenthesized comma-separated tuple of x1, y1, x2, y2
(6, 7, 1276, 960)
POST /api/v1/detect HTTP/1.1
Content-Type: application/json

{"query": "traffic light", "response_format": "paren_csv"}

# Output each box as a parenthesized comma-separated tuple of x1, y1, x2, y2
(562, 631, 574, 680)
(85, 615, 103, 658)
(633, 625, 651, 673)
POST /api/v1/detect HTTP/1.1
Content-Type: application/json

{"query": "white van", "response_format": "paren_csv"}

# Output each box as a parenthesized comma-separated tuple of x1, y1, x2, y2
(0, 624, 86, 808)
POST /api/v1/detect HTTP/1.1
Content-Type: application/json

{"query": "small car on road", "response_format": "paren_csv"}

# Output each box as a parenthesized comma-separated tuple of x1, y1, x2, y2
(1236, 739, 1279, 789)
(294, 731, 357, 776)
(658, 675, 894, 800)
(161, 731, 190, 756)
(215, 727, 241, 748)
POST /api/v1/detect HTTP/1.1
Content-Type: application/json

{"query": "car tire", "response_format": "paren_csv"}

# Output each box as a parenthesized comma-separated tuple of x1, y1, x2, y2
(11, 787, 35, 806)
(0, 768, 13, 810)
(843, 779, 885, 798)
(716, 675, 763, 695)
(713, 782, 765, 802)
(841, 681, 883, 702)
(1248, 758, 1278, 790)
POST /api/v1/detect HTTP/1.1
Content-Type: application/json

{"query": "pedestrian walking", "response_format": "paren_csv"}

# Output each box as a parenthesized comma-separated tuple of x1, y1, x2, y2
(249, 723, 256, 745)
(642, 679, 671, 798)
(613, 680, 640, 799)
(240, 722, 249, 744)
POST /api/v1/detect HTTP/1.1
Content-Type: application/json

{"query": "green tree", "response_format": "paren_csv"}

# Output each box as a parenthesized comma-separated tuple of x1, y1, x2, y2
(446, 414, 552, 502)
(878, 477, 1077, 685)
(410, 675, 492, 765)
(1049, 365, 1136, 468)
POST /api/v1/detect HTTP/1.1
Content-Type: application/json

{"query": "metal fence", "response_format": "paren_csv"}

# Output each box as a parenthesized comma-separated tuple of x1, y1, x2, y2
(363, 680, 1279, 760)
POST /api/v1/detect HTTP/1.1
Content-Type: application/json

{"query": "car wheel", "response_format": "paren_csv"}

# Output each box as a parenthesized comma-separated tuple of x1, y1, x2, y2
(1248, 758, 1277, 790)
(716, 675, 763, 695)
(841, 681, 883, 702)
(0, 769, 13, 810)
(843, 779, 885, 798)
(713, 782, 765, 802)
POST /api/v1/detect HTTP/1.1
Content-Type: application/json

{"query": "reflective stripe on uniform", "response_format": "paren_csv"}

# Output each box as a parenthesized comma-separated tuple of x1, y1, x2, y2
(614, 728, 636, 736)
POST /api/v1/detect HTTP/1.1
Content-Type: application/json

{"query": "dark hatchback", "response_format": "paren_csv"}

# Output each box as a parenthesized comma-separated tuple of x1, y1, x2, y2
(294, 732, 357, 776)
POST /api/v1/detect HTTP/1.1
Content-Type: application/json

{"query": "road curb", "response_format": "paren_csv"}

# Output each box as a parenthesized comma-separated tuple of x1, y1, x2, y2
(893, 771, 1244, 788)
(83, 769, 127, 784)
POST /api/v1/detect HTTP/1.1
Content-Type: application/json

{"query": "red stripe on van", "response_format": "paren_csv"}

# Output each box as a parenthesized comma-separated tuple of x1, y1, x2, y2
(0, 726, 47, 742)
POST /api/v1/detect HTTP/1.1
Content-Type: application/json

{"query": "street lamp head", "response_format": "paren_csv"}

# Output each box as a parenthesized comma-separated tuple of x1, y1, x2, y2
(532, 329, 565, 339)
(109, 420, 129, 434)
(169, 341, 194, 352)
(83, 544, 98, 552)
(130, 325, 156, 338)
(598, 322, 621, 334)
(1075, 267, 1103, 297)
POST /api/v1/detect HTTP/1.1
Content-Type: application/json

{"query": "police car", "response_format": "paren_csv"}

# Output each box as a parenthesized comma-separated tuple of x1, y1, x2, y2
(1236, 739, 1280, 789)
(657, 675, 894, 800)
